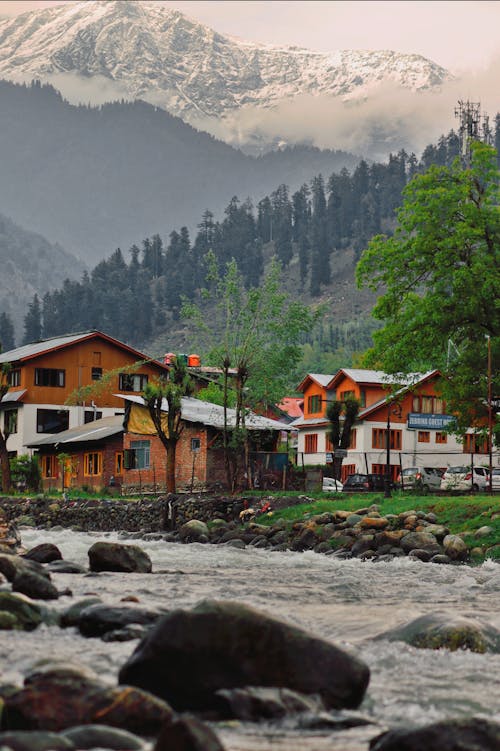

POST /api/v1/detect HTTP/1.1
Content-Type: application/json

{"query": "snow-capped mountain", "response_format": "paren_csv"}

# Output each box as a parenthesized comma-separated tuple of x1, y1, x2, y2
(0, 0, 451, 151)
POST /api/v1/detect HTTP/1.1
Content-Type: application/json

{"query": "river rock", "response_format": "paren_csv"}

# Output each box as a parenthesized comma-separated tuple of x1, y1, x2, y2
(46, 560, 87, 574)
(153, 715, 225, 751)
(77, 604, 162, 638)
(118, 599, 370, 712)
(442, 534, 468, 561)
(0, 554, 50, 583)
(400, 531, 441, 556)
(1, 662, 173, 735)
(0, 520, 23, 554)
(369, 717, 500, 750)
(375, 612, 500, 653)
(215, 686, 323, 720)
(0, 730, 75, 751)
(178, 520, 209, 543)
(87, 542, 152, 573)
(12, 571, 60, 601)
(22, 544, 62, 564)
(61, 724, 146, 750)
(0, 592, 45, 630)
(60, 598, 102, 628)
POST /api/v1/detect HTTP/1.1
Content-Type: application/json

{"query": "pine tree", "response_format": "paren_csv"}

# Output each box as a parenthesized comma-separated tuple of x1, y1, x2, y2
(310, 175, 330, 295)
(0, 312, 15, 351)
(23, 294, 42, 344)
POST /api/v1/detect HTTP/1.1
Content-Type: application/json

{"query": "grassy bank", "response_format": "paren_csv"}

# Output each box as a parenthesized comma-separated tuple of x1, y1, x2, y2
(251, 491, 500, 561)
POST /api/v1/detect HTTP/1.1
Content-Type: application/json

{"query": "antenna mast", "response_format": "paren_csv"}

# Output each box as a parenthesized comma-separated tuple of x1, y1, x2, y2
(454, 100, 492, 166)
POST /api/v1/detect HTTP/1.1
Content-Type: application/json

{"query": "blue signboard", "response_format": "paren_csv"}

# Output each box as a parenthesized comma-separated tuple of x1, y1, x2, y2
(407, 413, 455, 430)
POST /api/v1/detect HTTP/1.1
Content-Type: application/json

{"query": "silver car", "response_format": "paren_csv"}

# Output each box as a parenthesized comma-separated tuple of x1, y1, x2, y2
(398, 466, 443, 492)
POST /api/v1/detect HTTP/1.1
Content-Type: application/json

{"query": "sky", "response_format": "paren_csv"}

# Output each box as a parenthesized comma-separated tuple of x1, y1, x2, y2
(0, 0, 499, 73)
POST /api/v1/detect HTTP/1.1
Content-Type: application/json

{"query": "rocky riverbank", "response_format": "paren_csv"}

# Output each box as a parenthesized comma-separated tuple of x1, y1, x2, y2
(1, 493, 498, 563)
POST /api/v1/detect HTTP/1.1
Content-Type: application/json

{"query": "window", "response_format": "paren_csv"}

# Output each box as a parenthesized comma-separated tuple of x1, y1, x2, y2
(340, 389, 355, 401)
(348, 428, 357, 449)
(4, 409, 17, 435)
(41, 455, 57, 478)
(418, 431, 430, 443)
(36, 408, 69, 434)
(372, 428, 402, 450)
(325, 435, 333, 452)
(119, 373, 149, 392)
(191, 437, 201, 452)
(115, 452, 123, 475)
(412, 395, 445, 414)
(307, 394, 322, 414)
(436, 432, 448, 444)
(341, 463, 356, 482)
(91, 367, 103, 381)
(129, 439, 150, 469)
(304, 434, 318, 453)
(463, 434, 489, 454)
(34, 368, 65, 387)
(372, 463, 400, 482)
(7, 369, 20, 387)
(84, 410, 103, 424)
(84, 452, 102, 476)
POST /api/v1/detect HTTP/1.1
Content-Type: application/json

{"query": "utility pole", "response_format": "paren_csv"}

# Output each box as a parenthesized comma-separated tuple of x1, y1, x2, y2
(455, 100, 492, 167)
(487, 335, 493, 493)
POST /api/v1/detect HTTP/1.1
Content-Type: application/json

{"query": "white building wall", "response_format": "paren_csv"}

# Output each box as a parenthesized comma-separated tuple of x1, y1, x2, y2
(4, 403, 122, 456)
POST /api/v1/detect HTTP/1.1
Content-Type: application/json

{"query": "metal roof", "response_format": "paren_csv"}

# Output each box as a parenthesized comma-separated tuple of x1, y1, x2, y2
(0, 389, 26, 404)
(0, 332, 97, 364)
(27, 415, 124, 448)
(119, 394, 293, 432)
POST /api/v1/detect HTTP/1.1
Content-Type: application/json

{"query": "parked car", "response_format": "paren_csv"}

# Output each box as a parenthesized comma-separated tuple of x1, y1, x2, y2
(491, 468, 500, 491)
(322, 477, 343, 493)
(397, 466, 443, 492)
(440, 465, 489, 492)
(342, 473, 396, 492)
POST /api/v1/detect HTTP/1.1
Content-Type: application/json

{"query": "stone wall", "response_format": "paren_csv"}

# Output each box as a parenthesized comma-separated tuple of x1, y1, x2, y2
(0, 493, 248, 533)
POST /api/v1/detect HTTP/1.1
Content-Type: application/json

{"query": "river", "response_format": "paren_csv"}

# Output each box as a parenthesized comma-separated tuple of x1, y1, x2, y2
(1, 527, 499, 750)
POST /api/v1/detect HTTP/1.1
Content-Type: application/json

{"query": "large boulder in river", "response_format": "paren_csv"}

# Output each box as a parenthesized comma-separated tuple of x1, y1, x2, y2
(1, 662, 173, 735)
(400, 531, 441, 556)
(118, 599, 370, 712)
(0, 592, 45, 631)
(370, 717, 500, 750)
(374, 612, 500, 653)
(23, 544, 63, 564)
(88, 542, 152, 573)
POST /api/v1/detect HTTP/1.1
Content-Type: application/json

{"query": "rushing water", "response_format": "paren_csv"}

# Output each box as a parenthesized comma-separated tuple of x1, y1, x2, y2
(1, 527, 500, 750)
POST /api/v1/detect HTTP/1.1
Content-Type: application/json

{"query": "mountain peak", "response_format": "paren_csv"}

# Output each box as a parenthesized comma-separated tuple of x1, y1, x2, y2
(0, 0, 452, 150)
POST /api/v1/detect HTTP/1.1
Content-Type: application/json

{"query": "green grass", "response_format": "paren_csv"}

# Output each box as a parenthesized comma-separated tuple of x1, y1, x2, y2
(251, 490, 500, 561)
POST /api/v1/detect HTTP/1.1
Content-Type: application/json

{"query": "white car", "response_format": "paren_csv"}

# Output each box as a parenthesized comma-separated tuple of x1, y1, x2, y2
(440, 466, 489, 492)
(491, 468, 500, 491)
(322, 477, 344, 493)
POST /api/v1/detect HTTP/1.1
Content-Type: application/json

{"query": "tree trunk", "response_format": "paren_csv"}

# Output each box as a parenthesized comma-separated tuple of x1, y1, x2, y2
(165, 438, 176, 494)
(0, 431, 12, 493)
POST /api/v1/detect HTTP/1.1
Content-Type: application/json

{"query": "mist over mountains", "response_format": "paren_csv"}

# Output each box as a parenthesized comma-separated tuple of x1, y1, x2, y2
(0, 80, 360, 264)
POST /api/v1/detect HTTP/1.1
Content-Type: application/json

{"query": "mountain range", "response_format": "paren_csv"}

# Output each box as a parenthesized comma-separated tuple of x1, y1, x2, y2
(0, 0, 452, 154)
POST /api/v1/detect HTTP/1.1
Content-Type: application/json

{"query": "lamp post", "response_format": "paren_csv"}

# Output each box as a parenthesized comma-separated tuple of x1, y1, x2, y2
(385, 400, 402, 499)
(487, 334, 493, 493)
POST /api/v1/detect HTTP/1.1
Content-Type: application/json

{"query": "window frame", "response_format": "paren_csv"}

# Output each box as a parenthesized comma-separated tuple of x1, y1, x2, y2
(304, 433, 318, 453)
(4, 408, 18, 435)
(118, 373, 149, 392)
(34, 368, 65, 387)
(84, 451, 103, 477)
(41, 455, 57, 479)
(7, 369, 21, 387)
(129, 439, 151, 469)
(307, 394, 322, 414)
(36, 408, 69, 434)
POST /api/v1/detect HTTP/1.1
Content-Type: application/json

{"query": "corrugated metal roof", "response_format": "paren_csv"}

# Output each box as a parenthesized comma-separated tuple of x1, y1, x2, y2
(27, 415, 124, 448)
(288, 416, 329, 429)
(0, 389, 26, 404)
(118, 394, 292, 431)
(0, 332, 97, 364)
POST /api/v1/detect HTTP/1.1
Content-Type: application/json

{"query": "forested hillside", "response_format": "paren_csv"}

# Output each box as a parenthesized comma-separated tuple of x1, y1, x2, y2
(13, 120, 494, 379)
(0, 81, 358, 265)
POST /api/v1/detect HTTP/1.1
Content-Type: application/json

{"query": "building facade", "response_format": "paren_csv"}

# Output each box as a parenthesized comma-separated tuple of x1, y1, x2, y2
(293, 368, 494, 481)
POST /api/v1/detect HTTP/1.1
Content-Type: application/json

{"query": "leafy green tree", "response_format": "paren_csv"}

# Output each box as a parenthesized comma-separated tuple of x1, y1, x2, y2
(356, 141, 500, 439)
(0, 312, 15, 351)
(327, 398, 360, 481)
(183, 254, 318, 490)
(142, 359, 194, 493)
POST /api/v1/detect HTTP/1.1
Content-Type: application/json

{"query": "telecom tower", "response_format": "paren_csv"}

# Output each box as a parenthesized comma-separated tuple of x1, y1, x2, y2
(454, 100, 492, 166)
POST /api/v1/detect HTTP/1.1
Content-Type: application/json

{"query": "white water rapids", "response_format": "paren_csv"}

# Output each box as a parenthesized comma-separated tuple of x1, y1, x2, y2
(1, 527, 499, 750)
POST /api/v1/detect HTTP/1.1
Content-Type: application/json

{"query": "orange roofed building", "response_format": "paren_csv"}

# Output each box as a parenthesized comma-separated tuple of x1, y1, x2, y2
(292, 368, 471, 482)
(0, 331, 169, 470)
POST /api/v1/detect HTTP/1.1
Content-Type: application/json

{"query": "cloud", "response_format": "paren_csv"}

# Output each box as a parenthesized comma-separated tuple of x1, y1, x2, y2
(44, 72, 132, 106)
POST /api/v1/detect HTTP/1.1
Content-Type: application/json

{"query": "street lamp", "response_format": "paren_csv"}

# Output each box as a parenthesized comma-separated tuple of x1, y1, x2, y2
(385, 400, 402, 499)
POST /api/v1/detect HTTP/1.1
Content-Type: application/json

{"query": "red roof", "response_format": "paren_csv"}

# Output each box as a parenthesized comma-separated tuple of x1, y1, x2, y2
(277, 397, 304, 419)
